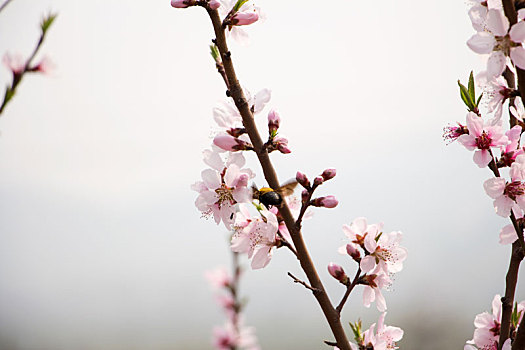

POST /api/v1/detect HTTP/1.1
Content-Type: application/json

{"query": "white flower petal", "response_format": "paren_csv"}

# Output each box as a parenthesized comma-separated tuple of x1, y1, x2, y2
(511, 46, 525, 70)
(487, 9, 509, 36)
(467, 32, 496, 54)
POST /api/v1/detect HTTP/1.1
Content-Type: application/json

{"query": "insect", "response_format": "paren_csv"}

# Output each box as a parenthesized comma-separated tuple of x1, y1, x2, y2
(252, 180, 298, 208)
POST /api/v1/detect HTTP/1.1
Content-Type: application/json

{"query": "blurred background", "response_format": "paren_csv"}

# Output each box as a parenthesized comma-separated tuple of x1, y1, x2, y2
(0, 0, 523, 349)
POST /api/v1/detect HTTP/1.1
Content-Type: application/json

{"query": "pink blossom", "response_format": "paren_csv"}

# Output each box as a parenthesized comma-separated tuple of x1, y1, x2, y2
(212, 320, 259, 350)
(499, 223, 519, 244)
(362, 269, 391, 312)
(458, 112, 508, 167)
(339, 217, 382, 255)
(360, 230, 407, 275)
(340, 313, 403, 350)
(213, 133, 252, 151)
(31, 56, 54, 74)
(213, 88, 271, 130)
(312, 195, 338, 208)
(231, 204, 279, 269)
(483, 177, 525, 216)
(205, 267, 232, 290)
(192, 150, 254, 229)
(232, 10, 259, 26)
(499, 125, 523, 166)
(328, 263, 348, 283)
(209, 0, 221, 9)
(321, 168, 337, 181)
(3, 53, 25, 74)
(510, 96, 525, 122)
(467, 9, 525, 77)
(362, 313, 404, 350)
(484, 76, 513, 121)
(219, 0, 261, 45)
(443, 122, 469, 144)
(171, 0, 192, 8)
(267, 109, 280, 134)
(465, 295, 525, 350)
(484, 153, 525, 217)
(273, 135, 291, 154)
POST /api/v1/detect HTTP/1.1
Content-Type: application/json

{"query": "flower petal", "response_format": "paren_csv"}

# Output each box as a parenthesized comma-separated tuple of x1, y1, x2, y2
(487, 9, 509, 36)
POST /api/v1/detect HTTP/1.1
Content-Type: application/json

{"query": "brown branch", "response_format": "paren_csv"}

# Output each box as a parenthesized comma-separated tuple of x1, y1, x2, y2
(513, 315, 525, 350)
(336, 268, 362, 314)
(204, 8, 352, 350)
(499, 242, 524, 349)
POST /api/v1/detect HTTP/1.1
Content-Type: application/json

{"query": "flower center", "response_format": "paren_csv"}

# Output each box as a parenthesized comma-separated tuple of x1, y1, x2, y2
(494, 35, 511, 56)
(504, 181, 525, 200)
(476, 131, 492, 150)
(215, 185, 235, 208)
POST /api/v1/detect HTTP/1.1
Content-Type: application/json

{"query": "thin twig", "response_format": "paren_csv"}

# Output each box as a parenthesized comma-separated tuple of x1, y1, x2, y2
(0, 23, 48, 115)
(203, 7, 352, 350)
(0, 0, 14, 14)
(287, 272, 321, 293)
(336, 268, 362, 314)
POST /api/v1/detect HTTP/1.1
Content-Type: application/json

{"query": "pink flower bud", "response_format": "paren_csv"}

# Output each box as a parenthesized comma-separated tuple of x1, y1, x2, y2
(346, 244, 361, 261)
(273, 136, 291, 154)
(268, 109, 281, 134)
(227, 127, 246, 138)
(328, 263, 348, 284)
(232, 11, 259, 26)
(31, 56, 54, 74)
(301, 189, 309, 203)
(278, 145, 291, 154)
(171, 0, 192, 8)
(321, 168, 336, 181)
(296, 171, 310, 189)
(213, 134, 252, 152)
(208, 0, 220, 9)
(313, 176, 324, 186)
(312, 196, 338, 208)
(3, 53, 25, 75)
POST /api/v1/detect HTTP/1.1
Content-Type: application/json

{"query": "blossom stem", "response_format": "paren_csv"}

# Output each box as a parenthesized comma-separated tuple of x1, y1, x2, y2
(335, 268, 362, 314)
(499, 241, 524, 349)
(204, 8, 352, 350)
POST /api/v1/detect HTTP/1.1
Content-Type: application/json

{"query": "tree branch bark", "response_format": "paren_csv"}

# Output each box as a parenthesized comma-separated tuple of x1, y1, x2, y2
(204, 8, 351, 350)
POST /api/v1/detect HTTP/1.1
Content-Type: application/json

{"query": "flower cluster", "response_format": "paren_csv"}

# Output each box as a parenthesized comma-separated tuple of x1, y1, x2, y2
(444, 0, 525, 246)
(171, 0, 261, 45)
(329, 217, 407, 312)
(205, 266, 260, 350)
(464, 294, 524, 350)
(335, 313, 404, 350)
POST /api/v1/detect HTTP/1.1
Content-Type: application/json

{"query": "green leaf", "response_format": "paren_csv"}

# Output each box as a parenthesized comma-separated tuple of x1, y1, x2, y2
(468, 71, 476, 103)
(41, 13, 57, 33)
(209, 44, 220, 62)
(458, 80, 474, 110)
(476, 93, 483, 107)
(233, 0, 249, 11)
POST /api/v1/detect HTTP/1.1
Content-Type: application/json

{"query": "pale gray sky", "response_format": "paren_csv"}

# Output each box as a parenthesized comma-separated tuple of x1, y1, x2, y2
(0, 1, 523, 349)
